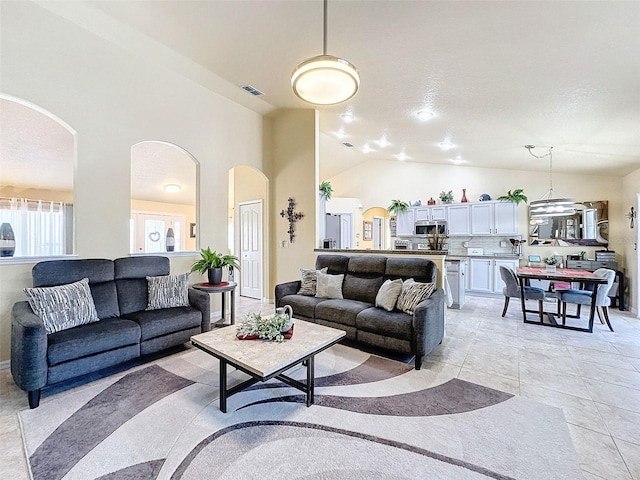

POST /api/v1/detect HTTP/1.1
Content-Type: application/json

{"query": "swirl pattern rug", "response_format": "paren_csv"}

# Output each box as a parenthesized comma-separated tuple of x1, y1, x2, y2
(19, 344, 582, 479)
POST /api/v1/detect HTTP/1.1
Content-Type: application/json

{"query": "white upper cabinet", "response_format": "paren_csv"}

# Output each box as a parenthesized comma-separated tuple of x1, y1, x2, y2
(447, 204, 471, 235)
(395, 210, 415, 236)
(470, 201, 518, 236)
(414, 206, 446, 221)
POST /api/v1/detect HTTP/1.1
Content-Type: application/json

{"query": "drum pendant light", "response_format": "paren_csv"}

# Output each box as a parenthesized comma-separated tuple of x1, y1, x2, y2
(291, 0, 360, 105)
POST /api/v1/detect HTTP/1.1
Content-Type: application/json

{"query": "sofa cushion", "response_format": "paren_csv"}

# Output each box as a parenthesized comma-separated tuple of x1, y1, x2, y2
(396, 279, 436, 314)
(347, 255, 387, 275)
(123, 306, 202, 341)
(315, 299, 372, 327)
(385, 257, 437, 283)
(47, 318, 141, 366)
(356, 307, 413, 341)
(298, 267, 328, 296)
(280, 294, 325, 319)
(315, 255, 349, 275)
(343, 275, 384, 304)
(316, 272, 344, 299)
(146, 273, 190, 310)
(25, 278, 100, 334)
(115, 256, 170, 315)
(375, 278, 403, 311)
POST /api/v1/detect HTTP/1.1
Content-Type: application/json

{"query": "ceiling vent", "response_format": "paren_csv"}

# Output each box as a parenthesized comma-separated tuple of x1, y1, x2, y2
(342, 142, 354, 147)
(241, 85, 264, 96)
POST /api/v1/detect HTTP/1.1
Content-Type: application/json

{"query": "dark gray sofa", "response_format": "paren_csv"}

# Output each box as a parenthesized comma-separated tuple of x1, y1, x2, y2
(11, 256, 210, 408)
(275, 255, 445, 369)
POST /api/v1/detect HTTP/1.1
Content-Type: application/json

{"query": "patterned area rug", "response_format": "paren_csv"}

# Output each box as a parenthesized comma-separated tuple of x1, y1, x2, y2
(19, 345, 583, 480)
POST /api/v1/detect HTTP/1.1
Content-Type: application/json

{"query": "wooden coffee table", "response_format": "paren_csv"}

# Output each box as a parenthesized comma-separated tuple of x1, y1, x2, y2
(191, 319, 345, 412)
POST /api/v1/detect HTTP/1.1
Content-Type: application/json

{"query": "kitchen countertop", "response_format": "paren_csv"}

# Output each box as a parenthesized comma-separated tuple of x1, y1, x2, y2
(314, 248, 448, 255)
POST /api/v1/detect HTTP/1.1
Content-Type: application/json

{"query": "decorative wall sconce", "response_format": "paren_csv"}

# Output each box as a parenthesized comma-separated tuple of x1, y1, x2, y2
(280, 197, 304, 243)
(625, 206, 636, 228)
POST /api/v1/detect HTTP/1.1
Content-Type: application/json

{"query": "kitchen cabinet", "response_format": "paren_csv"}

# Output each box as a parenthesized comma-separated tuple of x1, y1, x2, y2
(468, 257, 519, 294)
(414, 206, 446, 221)
(395, 210, 415, 236)
(470, 201, 518, 235)
(445, 260, 466, 308)
(447, 205, 471, 235)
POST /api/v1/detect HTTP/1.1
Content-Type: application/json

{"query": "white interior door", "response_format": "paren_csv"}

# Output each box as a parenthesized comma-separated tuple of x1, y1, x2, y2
(339, 214, 352, 249)
(239, 201, 262, 299)
(373, 216, 383, 250)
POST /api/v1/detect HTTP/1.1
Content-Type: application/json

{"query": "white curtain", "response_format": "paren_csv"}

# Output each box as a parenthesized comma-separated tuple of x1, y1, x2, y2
(0, 198, 67, 256)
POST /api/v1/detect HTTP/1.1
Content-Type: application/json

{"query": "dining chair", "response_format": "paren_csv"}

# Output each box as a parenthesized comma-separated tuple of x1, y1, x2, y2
(559, 268, 616, 331)
(499, 266, 546, 321)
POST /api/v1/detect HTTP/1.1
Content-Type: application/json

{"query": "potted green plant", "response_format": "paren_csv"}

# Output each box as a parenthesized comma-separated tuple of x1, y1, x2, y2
(387, 199, 410, 216)
(543, 256, 560, 273)
(236, 311, 293, 343)
(439, 190, 454, 204)
(496, 189, 528, 204)
(191, 247, 240, 285)
(319, 181, 333, 200)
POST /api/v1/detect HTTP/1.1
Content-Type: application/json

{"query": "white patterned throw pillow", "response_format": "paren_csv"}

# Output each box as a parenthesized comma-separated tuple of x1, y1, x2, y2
(297, 267, 328, 296)
(396, 278, 436, 314)
(315, 272, 344, 299)
(24, 278, 100, 334)
(146, 273, 190, 310)
(375, 278, 403, 311)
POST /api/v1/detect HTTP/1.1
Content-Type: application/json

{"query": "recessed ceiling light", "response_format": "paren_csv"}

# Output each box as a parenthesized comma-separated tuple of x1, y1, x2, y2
(417, 110, 435, 121)
(340, 113, 354, 123)
(164, 184, 181, 193)
(448, 156, 465, 165)
(374, 135, 391, 148)
(361, 144, 374, 154)
(395, 152, 410, 161)
(439, 140, 455, 151)
(334, 128, 347, 139)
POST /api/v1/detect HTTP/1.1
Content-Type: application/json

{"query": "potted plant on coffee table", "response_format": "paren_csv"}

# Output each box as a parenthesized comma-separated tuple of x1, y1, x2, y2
(191, 247, 240, 285)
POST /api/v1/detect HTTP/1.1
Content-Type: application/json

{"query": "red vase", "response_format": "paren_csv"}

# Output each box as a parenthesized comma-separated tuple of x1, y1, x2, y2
(461, 189, 468, 203)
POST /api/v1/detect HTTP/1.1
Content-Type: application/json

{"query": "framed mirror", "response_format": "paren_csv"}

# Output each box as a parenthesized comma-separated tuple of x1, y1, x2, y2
(529, 200, 608, 246)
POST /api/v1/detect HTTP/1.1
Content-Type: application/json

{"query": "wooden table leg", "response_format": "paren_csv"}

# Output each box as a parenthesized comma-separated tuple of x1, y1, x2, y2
(587, 281, 598, 333)
(230, 288, 235, 325)
(221, 291, 226, 323)
(518, 277, 528, 322)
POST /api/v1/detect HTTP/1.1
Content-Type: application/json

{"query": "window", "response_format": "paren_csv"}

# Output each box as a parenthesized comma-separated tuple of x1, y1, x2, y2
(0, 198, 72, 256)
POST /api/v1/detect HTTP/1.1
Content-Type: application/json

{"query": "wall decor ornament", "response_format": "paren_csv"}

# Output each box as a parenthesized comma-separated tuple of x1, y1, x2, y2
(363, 221, 373, 241)
(461, 189, 468, 203)
(0, 222, 16, 257)
(280, 197, 304, 243)
(626, 206, 636, 229)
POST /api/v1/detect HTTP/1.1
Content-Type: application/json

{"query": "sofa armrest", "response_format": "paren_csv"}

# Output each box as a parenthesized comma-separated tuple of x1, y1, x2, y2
(275, 280, 301, 307)
(11, 301, 48, 392)
(188, 288, 211, 332)
(412, 288, 445, 360)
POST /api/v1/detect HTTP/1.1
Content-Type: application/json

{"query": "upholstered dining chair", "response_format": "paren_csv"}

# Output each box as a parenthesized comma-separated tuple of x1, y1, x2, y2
(560, 268, 616, 331)
(499, 266, 546, 321)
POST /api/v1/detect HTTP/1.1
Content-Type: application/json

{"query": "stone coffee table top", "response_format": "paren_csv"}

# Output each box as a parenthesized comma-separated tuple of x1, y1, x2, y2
(191, 319, 346, 378)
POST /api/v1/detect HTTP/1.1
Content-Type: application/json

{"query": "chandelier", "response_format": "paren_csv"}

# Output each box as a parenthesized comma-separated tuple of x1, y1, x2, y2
(291, 0, 360, 105)
(526, 145, 576, 218)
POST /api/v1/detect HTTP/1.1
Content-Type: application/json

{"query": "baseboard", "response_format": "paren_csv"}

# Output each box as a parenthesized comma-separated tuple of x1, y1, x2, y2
(0, 359, 9, 371)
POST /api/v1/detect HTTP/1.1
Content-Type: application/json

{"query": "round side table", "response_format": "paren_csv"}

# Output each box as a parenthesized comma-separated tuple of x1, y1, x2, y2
(193, 281, 237, 327)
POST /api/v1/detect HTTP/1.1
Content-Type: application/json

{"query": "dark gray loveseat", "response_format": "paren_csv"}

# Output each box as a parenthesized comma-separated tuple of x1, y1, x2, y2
(275, 255, 445, 369)
(11, 256, 210, 408)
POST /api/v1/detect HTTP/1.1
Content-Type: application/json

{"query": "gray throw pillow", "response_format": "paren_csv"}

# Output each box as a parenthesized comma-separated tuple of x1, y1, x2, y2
(316, 272, 344, 299)
(24, 278, 100, 334)
(297, 267, 328, 296)
(146, 272, 190, 310)
(396, 278, 436, 314)
(375, 278, 403, 311)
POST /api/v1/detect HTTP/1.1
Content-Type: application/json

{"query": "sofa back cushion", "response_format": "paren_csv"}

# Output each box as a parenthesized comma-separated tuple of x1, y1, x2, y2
(115, 256, 170, 315)
(385, 257, 437, 284)
(32, 259, 119, 319)
(315, 255, 349, 275)
(342, 256, 386, 304)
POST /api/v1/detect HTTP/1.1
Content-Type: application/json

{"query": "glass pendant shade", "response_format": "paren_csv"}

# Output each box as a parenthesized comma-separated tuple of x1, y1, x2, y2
(291, 54, 360, 105)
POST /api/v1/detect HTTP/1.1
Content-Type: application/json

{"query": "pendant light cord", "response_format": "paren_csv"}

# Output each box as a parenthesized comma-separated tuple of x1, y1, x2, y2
(526, 145, 554, 198)
(323, 0, 328, 55)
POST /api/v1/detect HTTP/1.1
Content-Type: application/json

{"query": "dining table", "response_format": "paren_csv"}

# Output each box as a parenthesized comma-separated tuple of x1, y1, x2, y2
(515, 267, 608, 333)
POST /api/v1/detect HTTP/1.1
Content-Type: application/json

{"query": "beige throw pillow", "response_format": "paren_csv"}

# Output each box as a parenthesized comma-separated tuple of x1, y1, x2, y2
(375, 278, 403, 311)
(315, 272, 344, 299)
(396, 278, 436, 314)
(297, 267, 328, 296)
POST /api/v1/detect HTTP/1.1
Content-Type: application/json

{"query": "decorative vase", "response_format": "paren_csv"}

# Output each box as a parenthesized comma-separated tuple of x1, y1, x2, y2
(0, 222, 16, 257)
(461, 189, 468, 203)
(208, 267, 223, 285)
(427, 197, 436, 205)
(166, 228, 175, 252)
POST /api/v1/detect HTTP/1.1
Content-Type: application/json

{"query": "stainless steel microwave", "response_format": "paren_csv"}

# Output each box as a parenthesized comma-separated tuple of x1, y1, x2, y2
(414, 220, 447, 236)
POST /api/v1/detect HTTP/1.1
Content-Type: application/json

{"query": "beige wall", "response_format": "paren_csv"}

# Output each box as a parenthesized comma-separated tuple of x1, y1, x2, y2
(268, 109, 318, 295)
(622, 167, 640, 315)
(0, 186, 74, 204)
(361, 207, 389, 250)
(0, 2, 266, 362)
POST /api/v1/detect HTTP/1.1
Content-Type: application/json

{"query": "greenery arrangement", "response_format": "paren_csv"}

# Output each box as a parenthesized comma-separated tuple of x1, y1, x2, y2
(496, 189, 528, 204)
(543, 256, 560, 266)
(190, 247, 240, 274)
(319, 181, 333, 200)
(236, 312, 293, 342)
(439, 190, 454, 203)
(387, 199, 410, 215)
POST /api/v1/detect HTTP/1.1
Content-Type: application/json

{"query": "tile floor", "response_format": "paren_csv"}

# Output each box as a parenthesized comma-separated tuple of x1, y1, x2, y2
(1, 295, 639, 479)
